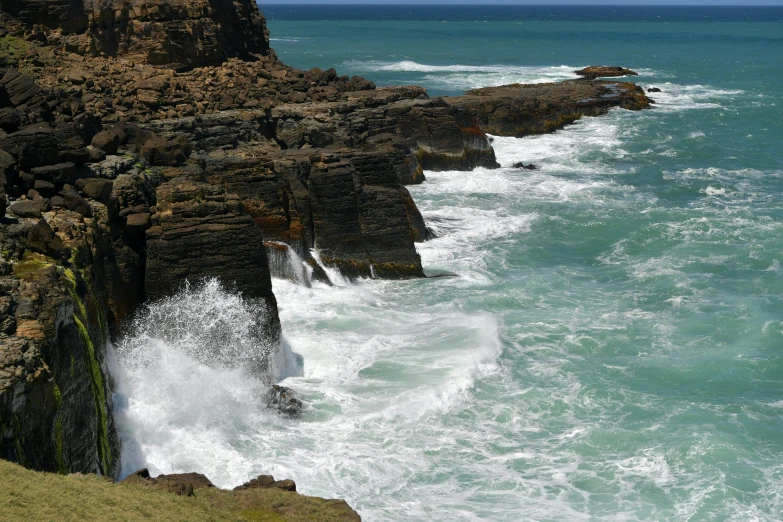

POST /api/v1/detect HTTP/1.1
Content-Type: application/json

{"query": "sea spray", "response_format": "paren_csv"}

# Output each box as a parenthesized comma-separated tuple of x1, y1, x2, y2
(265, 242, 312, 287)
(110, 278, 302, 480)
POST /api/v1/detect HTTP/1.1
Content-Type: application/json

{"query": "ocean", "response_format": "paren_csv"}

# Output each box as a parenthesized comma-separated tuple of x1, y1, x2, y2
(112, 6, 783, 521)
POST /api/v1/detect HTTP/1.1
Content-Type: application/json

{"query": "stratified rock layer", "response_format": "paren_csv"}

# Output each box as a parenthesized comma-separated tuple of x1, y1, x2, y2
(1, 0, 270, 70)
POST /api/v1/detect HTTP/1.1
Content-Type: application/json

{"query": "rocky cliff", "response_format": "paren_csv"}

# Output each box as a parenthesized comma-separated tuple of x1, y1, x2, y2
(0, 0, 270, 69)
(0, 0, 650, 498)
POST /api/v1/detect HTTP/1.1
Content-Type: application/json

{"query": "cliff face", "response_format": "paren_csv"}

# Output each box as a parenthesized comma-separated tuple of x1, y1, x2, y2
(0, 0, 270, 69)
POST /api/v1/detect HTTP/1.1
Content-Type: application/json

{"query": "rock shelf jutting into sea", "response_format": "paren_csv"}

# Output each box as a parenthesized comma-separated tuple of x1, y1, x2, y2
(1, 2, 783, 521)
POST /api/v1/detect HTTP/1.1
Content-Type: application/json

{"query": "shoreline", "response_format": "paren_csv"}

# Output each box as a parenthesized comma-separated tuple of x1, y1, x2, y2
(0, 0, 652, 519)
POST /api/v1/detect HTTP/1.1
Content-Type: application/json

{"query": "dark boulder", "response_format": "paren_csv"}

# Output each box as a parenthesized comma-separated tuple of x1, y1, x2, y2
(59, 148, 91, 165)
(9, 198, 46, 218)
(512, 162, 537, 170)
(140, 135, 192, 166)
(125, 212, 151, 232)
(75, 178, 113, 203)
(272, 479, 297, 492)
(26, 219, 68, 260)
(265, 385, 303, 416)
(33, 179, 56, 196)
(0, 149, 15, 187)
(234, 474, 296, 492)
(234, 475, 276, 490)
(648, 87, 662, 93)
(90, 129, 122, 155)
(0, 107, 22, 132)
(61, 184, 92, 217)
(31, 162, 75, 186)
(120, 468, 215, 497)
(86, 145, 107, 163)
(73, 113, 103, 143)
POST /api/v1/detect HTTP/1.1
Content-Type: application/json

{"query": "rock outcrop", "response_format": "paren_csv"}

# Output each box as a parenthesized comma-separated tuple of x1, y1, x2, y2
(121, 467, 216, 496)
(575, 65, 639, 79)
(1, 0, 270, 70)
(446, 81, 650, 138)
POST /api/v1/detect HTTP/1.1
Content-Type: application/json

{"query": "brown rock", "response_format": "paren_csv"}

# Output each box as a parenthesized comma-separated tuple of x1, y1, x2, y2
(91, 129, 122, 154)
(125, 212, 151, 231)
(86, 145, 107, 163)
(140, 135, 191, 166)
(120, 469, 215, 497)
(26, 219, 67, 259)
(33, 180, 56, 196)
(31, 162, 75, 185)
(0, 107, 22, 132)
(9, 198, 46, 218)
(75, 178, 113, 202)
(61, 184, 92, 217)
(272, 479, 296, 492)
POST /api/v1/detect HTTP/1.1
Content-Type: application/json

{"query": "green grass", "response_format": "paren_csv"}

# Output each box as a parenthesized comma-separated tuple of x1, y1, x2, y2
(0, 459, 360, 521)
(0, 35, 30, 65)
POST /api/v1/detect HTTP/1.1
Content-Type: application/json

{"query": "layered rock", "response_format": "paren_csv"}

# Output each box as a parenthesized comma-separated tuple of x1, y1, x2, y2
(1, 0, 270, 70)
(446, 80, 650, 138)
(145, 177, 281, 339)
(0, 211, 122, 478)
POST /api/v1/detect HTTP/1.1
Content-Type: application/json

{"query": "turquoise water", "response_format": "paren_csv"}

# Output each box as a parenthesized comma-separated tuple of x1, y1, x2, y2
(115, 7, 783, 521)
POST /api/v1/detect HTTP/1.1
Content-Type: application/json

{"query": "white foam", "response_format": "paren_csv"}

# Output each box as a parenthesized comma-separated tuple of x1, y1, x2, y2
(111, 279, 304, 482)
(703, 186, 726, 196)
(344, 60, 581, 91)
(645, 83, 745, 113)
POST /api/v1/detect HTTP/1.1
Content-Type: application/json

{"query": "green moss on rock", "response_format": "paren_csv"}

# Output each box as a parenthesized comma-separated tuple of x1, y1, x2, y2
(73, 315, 113, 475)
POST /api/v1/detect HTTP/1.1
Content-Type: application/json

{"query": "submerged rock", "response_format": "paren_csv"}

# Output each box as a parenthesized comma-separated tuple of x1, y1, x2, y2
(265, 384, 303, 416)
(512, 162, 537, 170)
(648, 87, 663, 93)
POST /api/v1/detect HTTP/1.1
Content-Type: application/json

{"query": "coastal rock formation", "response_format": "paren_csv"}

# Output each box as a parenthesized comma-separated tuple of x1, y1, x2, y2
(0, 0, 270, 70)
(446, 81, 650, 138)
(0, 211, 122, 477)
(0, 0, 652, 505)
(575, 65, 639, 79)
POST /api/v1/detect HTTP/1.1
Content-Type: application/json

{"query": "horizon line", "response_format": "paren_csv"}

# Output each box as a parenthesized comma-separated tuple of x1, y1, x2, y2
(257, 3, 783, 7)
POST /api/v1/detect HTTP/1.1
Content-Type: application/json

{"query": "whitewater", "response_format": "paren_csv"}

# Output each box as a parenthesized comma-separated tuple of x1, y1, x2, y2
(111, 6, 783, 521)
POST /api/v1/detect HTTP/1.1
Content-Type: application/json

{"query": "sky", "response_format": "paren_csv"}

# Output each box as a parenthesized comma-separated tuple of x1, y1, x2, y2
(257, 1, 783, 5)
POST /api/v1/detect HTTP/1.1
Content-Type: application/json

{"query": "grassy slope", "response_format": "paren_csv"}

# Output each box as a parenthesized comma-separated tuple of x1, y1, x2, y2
(0, 459, 358, 522)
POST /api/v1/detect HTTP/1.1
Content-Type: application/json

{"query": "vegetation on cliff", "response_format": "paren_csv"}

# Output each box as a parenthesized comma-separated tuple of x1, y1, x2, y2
(0, 459, 360, 521)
